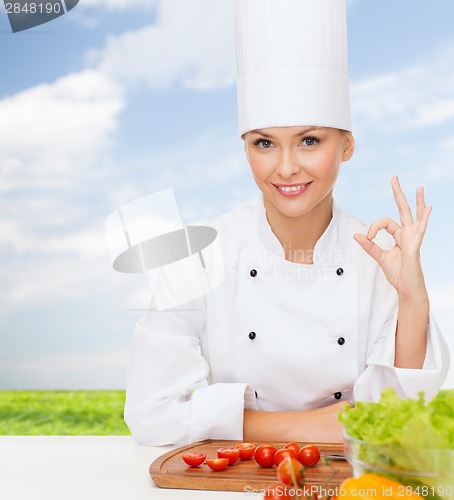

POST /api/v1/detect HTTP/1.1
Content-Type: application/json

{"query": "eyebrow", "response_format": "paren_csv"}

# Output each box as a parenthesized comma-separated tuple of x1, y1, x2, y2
(249, 127, 319, 139)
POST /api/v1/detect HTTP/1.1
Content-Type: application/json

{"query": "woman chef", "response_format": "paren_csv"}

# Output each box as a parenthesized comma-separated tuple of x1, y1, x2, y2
(124, 0, 450, 446)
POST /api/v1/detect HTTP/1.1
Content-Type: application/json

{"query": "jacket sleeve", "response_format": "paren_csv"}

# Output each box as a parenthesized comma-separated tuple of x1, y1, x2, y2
(353, 261, 450, 403)
(124, 296, 257, 446)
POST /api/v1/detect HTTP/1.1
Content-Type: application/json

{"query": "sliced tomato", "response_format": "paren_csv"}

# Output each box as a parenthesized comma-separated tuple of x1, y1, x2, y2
(205, 458, 229, 471)
(263, 482, 292, 499)
(182, 452, 206, 467)
(217, 447, 240, 465)
(277, 457, 305, 487)
(234, 442, 256, 460)
(298, 444, 321, 467)
(254, 445, 277, 468)
(283, 442, 300, 454)
(274, 448, 298, 466)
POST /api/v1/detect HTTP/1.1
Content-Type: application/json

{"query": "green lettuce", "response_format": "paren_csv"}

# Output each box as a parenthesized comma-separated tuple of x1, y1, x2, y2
(339, 388, 454, 499)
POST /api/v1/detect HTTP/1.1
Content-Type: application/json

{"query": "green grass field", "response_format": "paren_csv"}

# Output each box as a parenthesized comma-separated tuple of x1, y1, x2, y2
(0, 391, 130, 435)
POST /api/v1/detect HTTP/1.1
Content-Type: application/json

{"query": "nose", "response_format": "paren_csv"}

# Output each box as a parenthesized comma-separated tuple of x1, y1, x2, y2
(276, 148, 301, 179)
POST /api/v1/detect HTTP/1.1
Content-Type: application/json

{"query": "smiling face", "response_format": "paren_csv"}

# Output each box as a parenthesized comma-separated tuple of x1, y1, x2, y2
(243, 126, 355, 221)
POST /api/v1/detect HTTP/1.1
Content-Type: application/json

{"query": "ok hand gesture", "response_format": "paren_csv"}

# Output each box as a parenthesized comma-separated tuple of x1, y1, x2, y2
(353, 176, 431, 300)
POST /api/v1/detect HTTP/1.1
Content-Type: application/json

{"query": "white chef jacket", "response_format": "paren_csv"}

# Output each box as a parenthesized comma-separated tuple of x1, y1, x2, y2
(124, 195, 450, 446)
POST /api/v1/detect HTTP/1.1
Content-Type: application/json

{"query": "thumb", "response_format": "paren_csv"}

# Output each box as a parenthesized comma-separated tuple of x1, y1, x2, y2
(353, 233, 384, 265)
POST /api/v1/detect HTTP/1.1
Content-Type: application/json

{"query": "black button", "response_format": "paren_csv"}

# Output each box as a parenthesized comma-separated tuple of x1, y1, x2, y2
(248, 331, 256, 340)
(334, 392, 342, 400)
(250, 269, 257, 277)
(338, 337, 345, 346)
(255, 390, 258, 398)
(336, 268, 344, 276)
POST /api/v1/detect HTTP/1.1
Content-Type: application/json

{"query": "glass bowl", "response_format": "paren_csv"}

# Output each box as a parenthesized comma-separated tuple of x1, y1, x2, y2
(343, 432, 454, 499)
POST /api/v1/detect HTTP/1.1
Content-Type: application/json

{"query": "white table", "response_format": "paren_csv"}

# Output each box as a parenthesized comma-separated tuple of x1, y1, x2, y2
(0, 436, 245, 500)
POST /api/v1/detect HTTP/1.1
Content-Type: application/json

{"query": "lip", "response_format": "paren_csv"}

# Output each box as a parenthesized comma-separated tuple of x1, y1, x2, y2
(272, 182, 312, 198)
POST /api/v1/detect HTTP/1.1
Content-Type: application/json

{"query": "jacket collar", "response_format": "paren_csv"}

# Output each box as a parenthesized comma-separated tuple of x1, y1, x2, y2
(254, 193, 341, 265)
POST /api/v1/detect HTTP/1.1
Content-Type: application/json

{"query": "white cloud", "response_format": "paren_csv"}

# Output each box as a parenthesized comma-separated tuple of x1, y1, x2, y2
(0, 69, 124, 192)
(92, 0, 236, 91)
(0, 69, 126, 311)
(0, 225, 110, 306)
(351, 47, 454, 131)
(423, 135, 454, 181)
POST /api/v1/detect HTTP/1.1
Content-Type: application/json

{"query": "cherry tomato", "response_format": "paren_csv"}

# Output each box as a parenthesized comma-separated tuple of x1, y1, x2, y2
(277, 457, 304, 487)
(205, 458, 229, 471)
(217, 447, 240, 465)
(298, 444, 321, 467)
(234, 442, 256, 460)
(283, 442, 300, 454)
(263, 482, 292, 499)
(274, 448, 298, 466)
(254, 445, 277, 468)
(182, 452, 206, 467)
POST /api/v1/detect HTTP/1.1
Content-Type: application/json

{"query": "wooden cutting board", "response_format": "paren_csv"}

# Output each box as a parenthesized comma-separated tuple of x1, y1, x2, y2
(150, 440, 352, 492)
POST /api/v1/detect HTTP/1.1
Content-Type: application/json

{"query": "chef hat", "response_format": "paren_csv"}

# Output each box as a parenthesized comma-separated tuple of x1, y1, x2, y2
(234, 0, 352, 136)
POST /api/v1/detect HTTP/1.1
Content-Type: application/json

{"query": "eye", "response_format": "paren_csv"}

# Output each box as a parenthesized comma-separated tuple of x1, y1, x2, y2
(302, 136, 319, 147)
(253, 138, 273, 149)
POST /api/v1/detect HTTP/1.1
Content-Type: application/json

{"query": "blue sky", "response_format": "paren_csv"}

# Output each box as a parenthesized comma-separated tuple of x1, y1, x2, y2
(0, 0, 453, 390)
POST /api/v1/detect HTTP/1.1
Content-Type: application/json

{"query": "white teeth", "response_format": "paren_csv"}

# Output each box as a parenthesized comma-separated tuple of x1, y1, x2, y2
(278, 185, 306, 192)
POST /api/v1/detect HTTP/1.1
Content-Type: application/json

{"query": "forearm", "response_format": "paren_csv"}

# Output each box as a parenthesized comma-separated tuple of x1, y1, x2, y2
(243, 403, 348, 443)
(395, 295, 429, 369)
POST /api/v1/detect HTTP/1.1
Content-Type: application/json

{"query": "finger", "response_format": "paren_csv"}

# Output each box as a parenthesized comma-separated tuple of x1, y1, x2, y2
(391, 175, 414, 227)
(367, 217, 401, 240)
(416, 186, 426, 221)
(353, 233, 385, 266)
(415, 205, 432, 242)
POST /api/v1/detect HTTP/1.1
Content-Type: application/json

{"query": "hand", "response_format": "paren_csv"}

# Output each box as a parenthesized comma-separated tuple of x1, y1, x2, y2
(353, 176, 431, 300)
(244, 401, 351, 443)
(303, 401, 352, 442)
